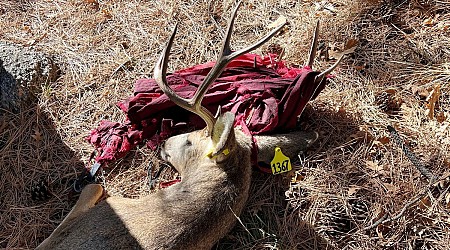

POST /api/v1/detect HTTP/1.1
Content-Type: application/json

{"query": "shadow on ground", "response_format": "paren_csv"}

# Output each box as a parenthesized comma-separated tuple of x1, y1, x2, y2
(0, 104, 144, 248)
(215, 105, 363, 250)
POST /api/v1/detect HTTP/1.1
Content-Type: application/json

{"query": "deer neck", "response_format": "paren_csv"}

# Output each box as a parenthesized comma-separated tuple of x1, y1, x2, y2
(162, 134, 252, 214)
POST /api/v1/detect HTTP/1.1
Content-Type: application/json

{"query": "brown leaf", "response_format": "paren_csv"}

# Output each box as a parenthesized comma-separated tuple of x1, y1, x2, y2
(101, 8, 112, 19)
(353, 65, 365, 71)
(376, 136, 390, 145)
(84, 0, 100, 10)
(366, 160, 383, 171)
(290, 170, 306, 184)
(385, 89, 396, 95)
(31, 128, 42, 142)
(84, 0, 98, 4)
(436, 111, 446, 123)
(419, 196, 432, 209)
(423, 17, 435, 26)
(444, 159, 450, 168)
(426, 85, 441, 119)
(344, 39, 359, 51)
(411, 86, 429, 99)
(348, 185, 361, 196)
(382, 182, 398, 193)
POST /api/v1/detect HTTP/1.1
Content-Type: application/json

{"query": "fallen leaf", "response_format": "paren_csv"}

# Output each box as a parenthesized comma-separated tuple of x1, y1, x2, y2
(411, 86, 429, 99)
(84, 0, 99, 4)
(84, 0, 100, 10)
(366, 160, 383, 171)
(101, 8, 112, 19)
(329, 39, 358, 59)
(290, 170, 305, 184)
(426, 85, 441, 119)
(268, 16, 287, 29)
(385, 89, 396, 95)
(22, 25, 31, 33)
(382, 182, 398, 193)
(376, 136, 390, 145)
(31, 128, 42, 142)
(348, 185, 361, 196)
(436, 111, 446, 123)
(444, 159, 450, 168)
(353, 65, 365, 71)
(344, 39, 359, 51)
(423, 17, 435, 26)
(419, 196, 432, 209)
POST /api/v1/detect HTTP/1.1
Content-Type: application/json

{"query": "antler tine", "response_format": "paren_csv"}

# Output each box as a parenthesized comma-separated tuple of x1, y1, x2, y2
(155, 24, 189, 108)
(314, 53, 345, 84)
(154, 24, 217, 132)
(307, 20, 320, 69)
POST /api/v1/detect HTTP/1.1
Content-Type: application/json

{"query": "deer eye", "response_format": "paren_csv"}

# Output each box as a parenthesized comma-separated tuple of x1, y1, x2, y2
(185, 140, 192, 146)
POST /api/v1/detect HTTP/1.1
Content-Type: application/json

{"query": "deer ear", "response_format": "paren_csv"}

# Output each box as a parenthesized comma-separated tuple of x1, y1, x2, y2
(209, 112, 235, 158)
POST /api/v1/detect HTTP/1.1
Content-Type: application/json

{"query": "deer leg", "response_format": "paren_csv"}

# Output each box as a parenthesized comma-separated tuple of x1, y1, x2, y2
(37, 184, 104, 249)
(254, 130, 319, 164)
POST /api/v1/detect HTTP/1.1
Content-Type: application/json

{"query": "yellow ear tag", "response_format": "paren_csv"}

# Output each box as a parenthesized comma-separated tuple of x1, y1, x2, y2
(206, 148, 230, 158)
(270, 147, 292, 175)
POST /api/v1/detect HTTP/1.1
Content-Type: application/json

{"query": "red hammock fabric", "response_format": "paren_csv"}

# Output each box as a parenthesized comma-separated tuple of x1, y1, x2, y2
(87, 53, 327, 165)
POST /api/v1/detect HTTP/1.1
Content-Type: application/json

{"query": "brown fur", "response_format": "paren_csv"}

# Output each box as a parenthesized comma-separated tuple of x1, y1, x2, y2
(37, 112, 317, 250)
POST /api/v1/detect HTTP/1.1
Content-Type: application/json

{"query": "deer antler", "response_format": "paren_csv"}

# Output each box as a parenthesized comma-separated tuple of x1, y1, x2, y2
(307, 20, 320, 69)
(304, 20, 345, 85)
(154, 1, 287, 136)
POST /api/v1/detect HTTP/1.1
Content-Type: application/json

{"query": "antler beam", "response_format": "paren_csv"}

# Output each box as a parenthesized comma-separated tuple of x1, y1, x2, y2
(154, 1, 287, 136)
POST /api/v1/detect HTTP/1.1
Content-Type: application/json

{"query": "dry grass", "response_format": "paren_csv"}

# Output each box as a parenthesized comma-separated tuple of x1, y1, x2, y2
(1, 0, 450, 249)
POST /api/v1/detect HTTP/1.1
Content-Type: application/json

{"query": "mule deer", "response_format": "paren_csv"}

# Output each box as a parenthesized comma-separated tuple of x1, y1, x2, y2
(37, 2, 341, 249)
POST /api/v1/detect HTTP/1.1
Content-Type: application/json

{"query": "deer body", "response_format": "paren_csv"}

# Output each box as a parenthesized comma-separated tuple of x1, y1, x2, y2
(38, 128, 251, 249)
(38, 2, 341, 249)
(37, 126, 317, 250)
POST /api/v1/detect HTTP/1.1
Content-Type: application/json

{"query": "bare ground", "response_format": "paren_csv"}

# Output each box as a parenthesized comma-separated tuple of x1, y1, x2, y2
(1, 0, 449, 249)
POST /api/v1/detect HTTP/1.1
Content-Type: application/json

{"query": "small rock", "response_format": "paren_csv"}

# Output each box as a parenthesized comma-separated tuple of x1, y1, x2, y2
(0, 42, 59, 112)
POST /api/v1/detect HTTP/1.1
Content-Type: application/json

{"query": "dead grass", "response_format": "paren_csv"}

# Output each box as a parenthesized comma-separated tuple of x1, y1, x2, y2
(1, 0, 449, 249)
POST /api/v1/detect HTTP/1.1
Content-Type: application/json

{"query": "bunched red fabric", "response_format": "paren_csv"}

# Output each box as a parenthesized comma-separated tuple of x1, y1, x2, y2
(87, 53, 327, 165)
